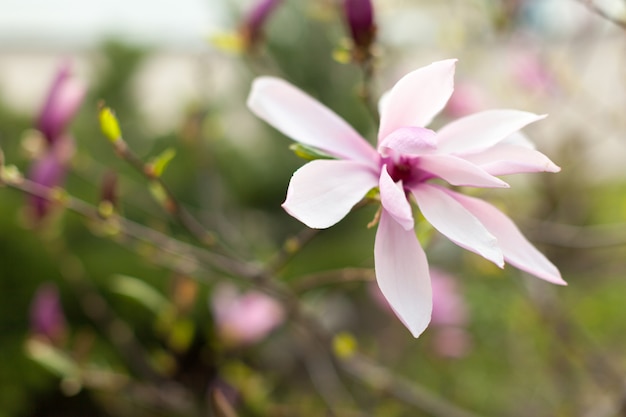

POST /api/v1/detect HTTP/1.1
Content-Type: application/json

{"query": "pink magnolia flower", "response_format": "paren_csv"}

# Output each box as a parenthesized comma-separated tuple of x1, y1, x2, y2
(210, 284, 285, 346)
(247, 59, 565, 337)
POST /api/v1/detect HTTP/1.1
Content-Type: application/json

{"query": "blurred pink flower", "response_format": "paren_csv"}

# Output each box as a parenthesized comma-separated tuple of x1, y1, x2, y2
(370, 268, 472, 356)
(30, 283, 67, 345)
(28, 61, 85, 222)
(430, 269, 468, 327)
(248, 59, 565, 338)
(443, 82, 488, 118)
(210, 284, 284, 346)
(429, 269, 472, 358)
(432, 327, 472, 359)
(511, 51, 557, 94)
(37, 60, 86, 145)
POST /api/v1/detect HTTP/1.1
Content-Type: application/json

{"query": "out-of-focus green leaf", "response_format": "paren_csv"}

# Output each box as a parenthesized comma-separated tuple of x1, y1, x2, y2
(25, 338, 78, 379)
(110, 274, 170, 315)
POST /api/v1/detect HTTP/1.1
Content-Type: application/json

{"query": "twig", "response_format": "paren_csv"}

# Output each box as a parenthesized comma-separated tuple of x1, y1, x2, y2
(576, 0, 626, 30)
(358, 57, 380, 124)
(293, 268, 375, 294)
(0, 174, 261, 281)
(266, 228, 320, 274)
(110, 139, 219, 248)
(339, 354, 485, 417)
(525, 219, 626, 249)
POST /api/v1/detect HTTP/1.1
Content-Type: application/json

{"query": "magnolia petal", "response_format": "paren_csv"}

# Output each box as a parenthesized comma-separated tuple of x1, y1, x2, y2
(379, 165, 414, 230)
(378, 59, 457, 143)
(446, 189, 565, 285)
(437, 110, 546, 155)
(502, 132, 536, 149)
(248, 77, 378, 165)
(378, 126, 437, 157)
(282, 160, 378, 229)
(374, 209, 432, 338)
(417, 154, 510, 188)
(411, 183, 504, 267)
(462, 144, 561, 176)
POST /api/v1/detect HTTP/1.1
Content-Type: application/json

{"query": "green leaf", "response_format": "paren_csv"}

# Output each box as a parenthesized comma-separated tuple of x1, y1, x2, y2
(25, 339, 78, 378)
(149, 148, 176, 178)
(110, 274, 170, 315)
(289, 143, 335, 161)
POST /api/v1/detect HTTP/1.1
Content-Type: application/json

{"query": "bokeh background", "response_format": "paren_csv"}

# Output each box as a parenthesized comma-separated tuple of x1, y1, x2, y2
(2, 0, 626, 416)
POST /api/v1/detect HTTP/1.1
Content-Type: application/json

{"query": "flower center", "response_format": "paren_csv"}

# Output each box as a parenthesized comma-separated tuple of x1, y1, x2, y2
(387, 157, 413, 183)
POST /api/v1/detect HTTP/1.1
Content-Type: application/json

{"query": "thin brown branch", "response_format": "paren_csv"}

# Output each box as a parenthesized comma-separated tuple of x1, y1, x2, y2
(110, 139, 219, 248)
(576, 0, 626, 30)
(293, 268, 375, 294)
(339, 354, 485, 417)
(525, 219, 626, 249)
(0, 174, 260, 281)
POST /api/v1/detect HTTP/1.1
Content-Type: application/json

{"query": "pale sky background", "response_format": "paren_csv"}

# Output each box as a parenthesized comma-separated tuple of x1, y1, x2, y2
(0, 0, 229, 50)
(0, 0, 239, 128)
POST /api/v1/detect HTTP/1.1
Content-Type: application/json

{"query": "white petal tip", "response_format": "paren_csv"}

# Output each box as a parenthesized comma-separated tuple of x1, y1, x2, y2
(545, 275, 567, 286)
(548, 164, 561, 173)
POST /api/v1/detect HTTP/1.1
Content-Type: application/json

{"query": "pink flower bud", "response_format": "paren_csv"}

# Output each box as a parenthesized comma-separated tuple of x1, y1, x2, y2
(37, 60, 86, 145)
(30, 283, 67, 344)
(240, 0, 282, 50)
(343, 0, 376, 60)
(27, 152, 67, 221)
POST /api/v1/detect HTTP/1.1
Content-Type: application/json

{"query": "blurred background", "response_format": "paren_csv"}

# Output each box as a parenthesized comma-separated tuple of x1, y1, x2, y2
(3, 0, 626, 416)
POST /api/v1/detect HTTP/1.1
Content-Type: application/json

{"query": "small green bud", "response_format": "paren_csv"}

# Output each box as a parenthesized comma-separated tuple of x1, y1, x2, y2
(333, 331, 357, 359)
(98, 104, 122, 143)
(148, 148, 176, 178)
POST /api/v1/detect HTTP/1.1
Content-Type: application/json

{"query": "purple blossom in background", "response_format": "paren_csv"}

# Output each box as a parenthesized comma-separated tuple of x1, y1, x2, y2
(37, 60, 85, 145)
(28, 153, 67, 220)
(240, 0, 282, 50)
(30, 283, 67, 344)
(430, 269, 472, 358)
(443, 82, 488, 118)
(343, 0, 376, 58)
(210, 284, 285, 346)
(511, 50, 558, 95)
(248, 59, 565, 338)
(28, 61, 85, 222)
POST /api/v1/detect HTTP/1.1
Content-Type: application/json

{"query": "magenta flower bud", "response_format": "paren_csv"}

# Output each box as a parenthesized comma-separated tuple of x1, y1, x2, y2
(27, 152, 66, 221)
(343, 0, 376, 57)
(241, 0, 282, 50)
(37, 60, 86, 145)
(30, 283, 67, 344)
